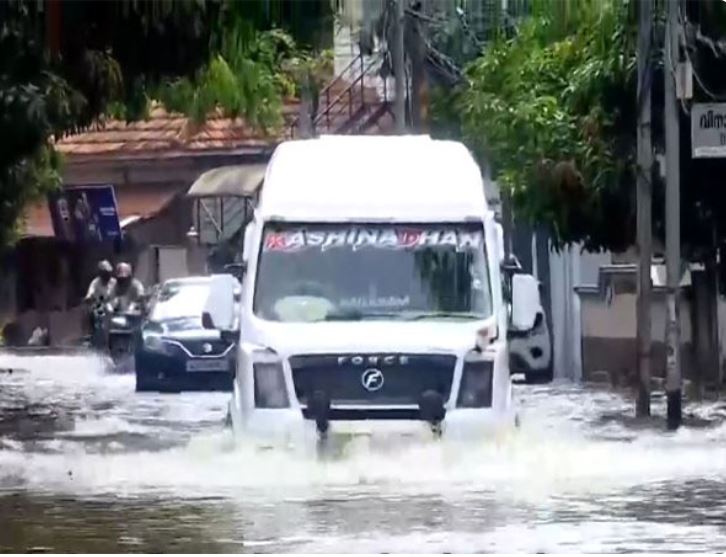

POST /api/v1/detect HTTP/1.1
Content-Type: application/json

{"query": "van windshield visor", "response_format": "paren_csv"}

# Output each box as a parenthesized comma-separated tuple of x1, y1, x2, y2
(253, 223, 493, 323)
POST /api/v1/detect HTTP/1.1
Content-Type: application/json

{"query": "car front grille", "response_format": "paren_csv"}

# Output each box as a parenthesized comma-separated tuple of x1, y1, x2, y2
(170, 339, 232, 357)
(289, 353, 456, 407)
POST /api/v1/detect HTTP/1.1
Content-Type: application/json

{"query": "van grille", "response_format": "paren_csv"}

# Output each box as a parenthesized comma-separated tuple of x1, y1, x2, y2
(289, 353, 456, 407)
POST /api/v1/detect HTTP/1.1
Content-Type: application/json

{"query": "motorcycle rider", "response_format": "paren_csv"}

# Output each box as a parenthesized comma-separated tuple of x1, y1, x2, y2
(85, 260, 116, 303)
(84, 260, 116, 338)
(110, 262, 145, 314)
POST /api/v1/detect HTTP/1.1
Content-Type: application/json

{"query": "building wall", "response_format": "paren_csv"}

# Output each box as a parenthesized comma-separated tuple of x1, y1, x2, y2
(4, 200, 195, 345)
(7, 238, 87, 344)
(579, 287, 695, 384)
(548, 245, 612, 380)
(123, 190, 194, 285)
(4, 151, 268, 345)
(124, 191, 192, 248)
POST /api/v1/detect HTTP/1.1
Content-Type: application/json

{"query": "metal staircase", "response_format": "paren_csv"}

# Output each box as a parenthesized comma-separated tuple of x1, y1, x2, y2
(288, 51, 394, 139)
(196, 51, 394, 250)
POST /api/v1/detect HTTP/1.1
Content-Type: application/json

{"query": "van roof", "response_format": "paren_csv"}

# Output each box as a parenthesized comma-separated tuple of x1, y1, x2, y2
(258, 135, 488, 223)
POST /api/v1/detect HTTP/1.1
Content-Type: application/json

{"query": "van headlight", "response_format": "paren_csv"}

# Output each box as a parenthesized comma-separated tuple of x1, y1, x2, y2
(253, 350, 289, 408)
(457, 351, 493, 408)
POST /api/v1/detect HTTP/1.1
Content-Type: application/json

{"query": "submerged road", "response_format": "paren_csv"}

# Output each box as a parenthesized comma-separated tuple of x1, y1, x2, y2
(2, 354, 726, 552)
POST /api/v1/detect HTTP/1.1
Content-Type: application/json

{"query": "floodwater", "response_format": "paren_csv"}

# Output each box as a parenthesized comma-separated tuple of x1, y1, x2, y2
(2, 355, 726, 552)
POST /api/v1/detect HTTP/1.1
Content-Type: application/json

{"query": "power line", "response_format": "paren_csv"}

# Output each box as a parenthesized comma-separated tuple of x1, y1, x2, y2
(666, 5, 690, 115)
(678, 2, 726, 102)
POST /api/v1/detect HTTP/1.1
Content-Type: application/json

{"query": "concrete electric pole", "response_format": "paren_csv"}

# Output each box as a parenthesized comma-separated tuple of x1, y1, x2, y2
(393, 0, 407, 133)
(409, 2, 429, 133)
(636, 0, 653, 418)
(664, 0, 682, 430)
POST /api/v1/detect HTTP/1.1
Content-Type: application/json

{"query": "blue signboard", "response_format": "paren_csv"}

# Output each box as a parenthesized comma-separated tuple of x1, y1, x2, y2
(48, 185, 122, 243)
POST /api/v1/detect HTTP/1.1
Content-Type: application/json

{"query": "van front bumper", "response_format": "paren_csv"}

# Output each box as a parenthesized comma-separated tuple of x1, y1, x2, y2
(235, 406, 517, 444)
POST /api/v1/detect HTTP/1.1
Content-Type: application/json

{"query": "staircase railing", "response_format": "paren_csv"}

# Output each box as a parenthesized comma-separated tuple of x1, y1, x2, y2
(288, 53, 363, 138)
(315, 56, 384, 134)
(288, 51, 389, 138)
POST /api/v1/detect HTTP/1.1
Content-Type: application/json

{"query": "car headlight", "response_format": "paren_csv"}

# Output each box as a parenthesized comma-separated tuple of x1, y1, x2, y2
(143, 333, 169, 355)
(457, 351, 493, 408)
(111, 316, 128, 328)
(253, 350, 289, 408)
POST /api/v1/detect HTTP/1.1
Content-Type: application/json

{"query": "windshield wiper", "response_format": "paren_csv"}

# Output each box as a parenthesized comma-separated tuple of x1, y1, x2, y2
(321, 309, 364, 321)
(321, 310, 405, 321)
(405, 311, 485, 321)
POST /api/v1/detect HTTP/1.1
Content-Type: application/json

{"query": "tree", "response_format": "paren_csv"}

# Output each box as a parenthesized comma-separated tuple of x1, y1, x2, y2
(155, 26, 333, 133)
(431, 0, 726, 265)
(0, 0, 332, 250)
(440, 0, 638, 253)
(0, 0, 223, 249)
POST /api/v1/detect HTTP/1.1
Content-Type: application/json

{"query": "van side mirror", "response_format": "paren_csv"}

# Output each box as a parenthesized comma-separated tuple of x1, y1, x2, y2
(243, 221, 255, 262)
(203, 274, 239, 333)
(494, 222, 504, 264)
(202, 310, 239, 345)
(500, 254, 522, 303)
(500, 254, 522, 277)
(510, 273, 540, 331)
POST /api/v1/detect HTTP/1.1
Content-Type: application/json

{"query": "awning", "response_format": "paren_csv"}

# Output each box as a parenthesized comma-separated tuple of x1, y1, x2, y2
(186, 164, 266, 198)
(21, 184, 182, 238)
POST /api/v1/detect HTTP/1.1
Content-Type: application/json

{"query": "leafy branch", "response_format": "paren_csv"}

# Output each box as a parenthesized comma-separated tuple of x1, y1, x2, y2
(438, 0, 638, 252)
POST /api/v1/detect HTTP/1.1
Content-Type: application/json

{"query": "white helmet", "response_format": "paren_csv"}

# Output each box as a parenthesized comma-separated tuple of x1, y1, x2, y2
(116, 262, 132, 278)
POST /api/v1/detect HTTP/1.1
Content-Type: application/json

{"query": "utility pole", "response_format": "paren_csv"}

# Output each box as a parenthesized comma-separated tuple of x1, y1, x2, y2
(408, 2, 428, 133)
(636, 0, 653, 418)
(664, 0, 682, 430)
(393, 0, 406, 133)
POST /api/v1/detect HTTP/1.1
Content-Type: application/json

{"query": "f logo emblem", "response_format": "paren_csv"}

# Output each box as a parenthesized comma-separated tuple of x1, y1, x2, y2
(361, 368, 385, 392)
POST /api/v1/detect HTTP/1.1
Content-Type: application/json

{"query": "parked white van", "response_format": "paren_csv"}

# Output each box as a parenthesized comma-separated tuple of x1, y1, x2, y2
(203, 135, 542, 445)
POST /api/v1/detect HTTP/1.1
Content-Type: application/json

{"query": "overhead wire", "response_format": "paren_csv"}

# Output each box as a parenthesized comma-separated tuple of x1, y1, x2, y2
(678, 0, 726, 102)
(666, 0, 690, 115)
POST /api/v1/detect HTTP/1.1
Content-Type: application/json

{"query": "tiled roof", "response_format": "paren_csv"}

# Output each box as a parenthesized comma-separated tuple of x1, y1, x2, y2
(55, 102, 300, 159)
(26, 80, 393, 238)
(55, 77, 392, 160)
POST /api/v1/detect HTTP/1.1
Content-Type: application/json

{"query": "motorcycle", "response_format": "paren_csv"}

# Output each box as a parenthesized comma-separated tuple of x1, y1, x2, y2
(89, 298, 111, 351)
(87, 296, 148, 372)
(108, 299, 148, 373)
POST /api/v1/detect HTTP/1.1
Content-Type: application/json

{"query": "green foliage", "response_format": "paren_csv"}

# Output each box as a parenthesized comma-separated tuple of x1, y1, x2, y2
(0, 0, 332, 251)
(447, 0, 638, 251)
(156, 24, 332, 132)
(1, 146, 63, 248)
(1, 1, 77, 251)
(0, 0, 222, 251)
(157, 27, 301, 131)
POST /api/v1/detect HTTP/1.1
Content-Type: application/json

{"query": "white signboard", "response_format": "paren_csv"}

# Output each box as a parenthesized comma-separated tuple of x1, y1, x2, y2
(692, 103, 726, 158)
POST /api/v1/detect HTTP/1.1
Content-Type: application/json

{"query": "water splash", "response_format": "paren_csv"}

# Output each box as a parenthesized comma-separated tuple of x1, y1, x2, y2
(2, 354, 726, 503)
(4, 355, 726, 551)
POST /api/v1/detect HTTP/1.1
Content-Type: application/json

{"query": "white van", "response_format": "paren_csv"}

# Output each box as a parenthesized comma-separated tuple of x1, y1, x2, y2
(203, 135, 542, 444)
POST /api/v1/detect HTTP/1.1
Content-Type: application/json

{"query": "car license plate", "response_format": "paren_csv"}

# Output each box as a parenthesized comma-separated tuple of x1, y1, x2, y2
(186, 359, 228, 372)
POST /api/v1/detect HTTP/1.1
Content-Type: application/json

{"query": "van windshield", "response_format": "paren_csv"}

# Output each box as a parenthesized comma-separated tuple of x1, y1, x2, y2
(253, 223, 493, 323)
